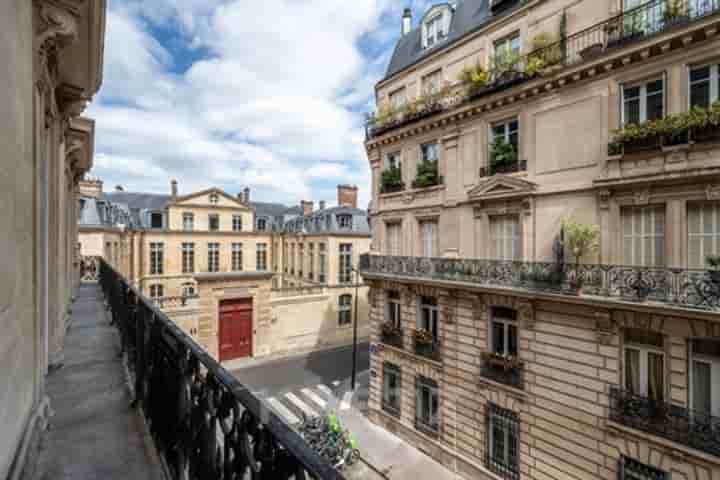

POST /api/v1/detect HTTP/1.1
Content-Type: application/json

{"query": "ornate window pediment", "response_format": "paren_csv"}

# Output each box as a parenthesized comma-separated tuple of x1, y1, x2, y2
(467, 176, 537, 202)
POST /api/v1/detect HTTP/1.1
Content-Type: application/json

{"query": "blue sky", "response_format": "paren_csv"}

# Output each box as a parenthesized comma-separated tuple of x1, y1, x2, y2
(88, 0, 435, 207)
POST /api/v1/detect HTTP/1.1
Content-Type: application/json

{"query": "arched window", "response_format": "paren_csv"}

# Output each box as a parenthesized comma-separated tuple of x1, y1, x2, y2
(338, 294, 352, 326)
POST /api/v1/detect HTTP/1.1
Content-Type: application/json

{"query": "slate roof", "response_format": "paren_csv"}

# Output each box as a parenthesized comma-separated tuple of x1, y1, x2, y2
(384, 0, 521, 80)
(251, 201, 302, 217)
(282, 205, 371, 236)
(103, 192, 171, 211)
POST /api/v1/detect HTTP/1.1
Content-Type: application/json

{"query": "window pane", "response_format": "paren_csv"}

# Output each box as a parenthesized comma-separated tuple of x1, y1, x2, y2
(693, 361, 712, 414)
(691, 78, 711, 108)
(646, 91, 664, 121)
(492, 322, 505, 354)
(625, 349, 641, 394)
(508, 324, 518, 356)
(647, 352, 664, 402)
(624, 98, 640, 124)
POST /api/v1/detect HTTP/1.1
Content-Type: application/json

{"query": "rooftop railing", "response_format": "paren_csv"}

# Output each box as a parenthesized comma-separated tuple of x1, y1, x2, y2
(98, 258, 345, 480)
(365, 0, 720, 140)
(359, 254, 720, 311)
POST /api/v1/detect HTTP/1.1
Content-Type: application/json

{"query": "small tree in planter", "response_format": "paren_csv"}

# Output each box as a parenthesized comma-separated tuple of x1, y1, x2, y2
(380, 166, 402, 193)
(414, 159, 439, 188)
(561, 219, 600, 292)
(413, 329, 435, 357)
(490, 137, 518, 173)
(706, 254, 720, 285)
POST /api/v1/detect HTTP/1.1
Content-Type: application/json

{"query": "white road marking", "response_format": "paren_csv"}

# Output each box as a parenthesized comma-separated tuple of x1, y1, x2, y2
(266, 397, 300, 425)
(332, 380, 341, 387)
(285, 392, 319, 417)
(340, 391, 353, 410)
(301, 388, 327, 408)
(317, 384, 333, 396)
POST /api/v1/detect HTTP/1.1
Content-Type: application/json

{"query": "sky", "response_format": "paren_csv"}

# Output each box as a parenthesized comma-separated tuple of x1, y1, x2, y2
(87, 0, 436, 208)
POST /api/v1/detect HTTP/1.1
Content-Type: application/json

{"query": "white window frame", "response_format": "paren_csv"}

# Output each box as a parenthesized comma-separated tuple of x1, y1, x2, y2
(181, 242, 194, 274)
(621, 205, 666, 267)
(490, 215, 522, 261)
(688, 64, 720, 108)
(621, 77, 666, 125)
(490, 308, 518, 357)
(623, 331, 666, 401)
(420, 142, 440, 163)
(181, 282, 196, 297)
(385, 222, 401, 256)
(257, 218, 267, 231)
(207, 243, 220, 273)
(386, 290, 401, 328)
(687, 202, 720, 268)
(415, 377, 439, 430)
(493, 32, 520, 64)
(338, 294, 352, 326)
(209, 193, 219, 204)
(421, 69, 443, 95)
(417, 296, 438, 338)
(339, 243, 353, 284)
(385, 151, 401, 171)
(424, 14, 445, 48)
(150, 242, 164, 275)
(182, 212, 194, 231)
(689, 339, 720, 417)
(232, 243, 243, 271)
(490, 118, 519, 148)
(338, 214, 353, 229)
(257, 243, 268, 271)
(232, 215, 243, 232)
(419, 219, 439, 258)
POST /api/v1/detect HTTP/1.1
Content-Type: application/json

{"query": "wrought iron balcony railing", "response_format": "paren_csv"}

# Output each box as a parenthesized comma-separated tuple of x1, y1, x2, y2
(359, 254, 720, 311)
(414, 337, 441, 361)
(380, 327, 404, 349)
(610, 387, 720, 457)
(365, 0, 720, 140)
(480, 358, 524, 390)
(479, 159, 528, 177)
(98, 258, 345, 480)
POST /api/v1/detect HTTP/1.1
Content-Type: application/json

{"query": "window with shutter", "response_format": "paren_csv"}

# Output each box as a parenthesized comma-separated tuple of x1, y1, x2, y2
(688, 202, 720, 268)
(490, 215, 521, 261)
(622, 205, 665, 266)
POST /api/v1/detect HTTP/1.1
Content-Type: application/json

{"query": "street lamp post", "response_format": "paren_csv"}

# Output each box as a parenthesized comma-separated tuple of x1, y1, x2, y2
(351, 263, 360, 391)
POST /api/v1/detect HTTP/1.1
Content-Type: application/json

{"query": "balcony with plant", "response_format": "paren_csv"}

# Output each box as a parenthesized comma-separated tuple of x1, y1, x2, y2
(481, 137, 525, 176)
(608, 101, 720, 156)
(480, 352, 524, 390)
(380, 166, 404, 194)
(413, 329, 440, 361)
(561, 219, 600, 293)
(412, 159, 443, 189)
(380, 321, 403, 349)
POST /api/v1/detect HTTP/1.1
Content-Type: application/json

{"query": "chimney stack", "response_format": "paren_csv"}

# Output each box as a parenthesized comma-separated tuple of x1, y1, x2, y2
(115, 185, 124, 192)
(319, 200, 326, 210)
(337, 184, 358, 209)
(170, 179, 178, 198)
(243, 187, 250, 203)
(402, 8, 412, 36)
(301, 200, 314, 216)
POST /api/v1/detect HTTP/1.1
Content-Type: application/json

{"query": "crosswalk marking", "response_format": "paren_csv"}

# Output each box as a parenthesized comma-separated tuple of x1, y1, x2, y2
(285, 392, 319, 417)
(340, 391, 353, 410)
(317, 384, 333, 396)
(266, 397, 300, 425)
(301, 388, 327, 408)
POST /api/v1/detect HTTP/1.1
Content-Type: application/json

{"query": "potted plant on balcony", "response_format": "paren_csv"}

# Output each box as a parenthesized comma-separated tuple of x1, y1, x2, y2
(458, 63, 490, 98)
(489, 137, 518, 174)
(689, 101, 720, 143)
(413, 328, 435, 357)
(381, 320, 402, 337)
(664, 0, 689, 25)
(380, 166, 403, 194)
(706, 254, 720, 285)
(561, 219, 599, 293)
(482, 351, 521, 371)
(413, 159, 440, 188)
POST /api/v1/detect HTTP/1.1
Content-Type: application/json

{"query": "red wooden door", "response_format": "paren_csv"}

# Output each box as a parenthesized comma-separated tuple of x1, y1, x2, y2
(219, 298, 253, 361)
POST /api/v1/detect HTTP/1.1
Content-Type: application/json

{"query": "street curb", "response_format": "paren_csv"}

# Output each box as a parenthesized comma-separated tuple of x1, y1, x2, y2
(226, 342, 370, 371)
(359, 455, 390, 479)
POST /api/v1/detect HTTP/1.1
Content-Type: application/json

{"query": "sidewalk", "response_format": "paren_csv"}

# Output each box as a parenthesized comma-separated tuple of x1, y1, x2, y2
(27, 283, 164, 480)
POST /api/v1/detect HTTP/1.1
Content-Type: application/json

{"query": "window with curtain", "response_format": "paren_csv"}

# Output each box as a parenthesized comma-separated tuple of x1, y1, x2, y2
(486, 403, 519, 479)
(622, 205, 665, 266)
(490, 215, 521, 261)
(622, 78, 665, 125)
(688, 202, 720, 268)
(417, 296, 438, 338)
(691, 338, 720, 417)
(338, 294, 352, 326)
(256, 243, 268, 271)
(490, 307, 518, 358)
(386, 290, 401, 328)
(382, 362, 402, 416)
(420, 220, 439, 257)
(415, 376, 439, 432)
(624, 328, 665, 402)
(386, 222, 401, 256)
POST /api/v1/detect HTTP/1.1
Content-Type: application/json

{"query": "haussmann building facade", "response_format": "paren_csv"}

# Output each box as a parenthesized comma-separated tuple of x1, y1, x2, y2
(361, 0, 720, 479)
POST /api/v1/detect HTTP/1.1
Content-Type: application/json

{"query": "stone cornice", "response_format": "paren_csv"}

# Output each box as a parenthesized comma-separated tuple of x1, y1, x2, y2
(366, 16, 720, 152)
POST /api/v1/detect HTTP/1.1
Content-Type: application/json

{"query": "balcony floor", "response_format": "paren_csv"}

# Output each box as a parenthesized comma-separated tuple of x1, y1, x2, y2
(29, 283, 164, 480)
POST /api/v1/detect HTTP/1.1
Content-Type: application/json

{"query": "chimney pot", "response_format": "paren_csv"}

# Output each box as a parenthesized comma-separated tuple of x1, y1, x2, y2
(319, 200, 326, 210)
(402, 8, 412, 36)
(171, 179, 178, 198)
(337, 184, 358, 209)
(115, 185, 124, 192)
(243, 187, 250, 203)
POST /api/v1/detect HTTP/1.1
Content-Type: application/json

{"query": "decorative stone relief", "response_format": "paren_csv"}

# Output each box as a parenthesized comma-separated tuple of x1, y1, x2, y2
(36, 2, 79, 51)
(482, 294, 534, 328)
(598, 189, 612, 210)
(634, 189, 650, 205)
(613, 310, 667, 333)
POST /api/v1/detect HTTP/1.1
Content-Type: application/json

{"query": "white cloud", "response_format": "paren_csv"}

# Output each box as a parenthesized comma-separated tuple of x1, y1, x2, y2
(89, 0, 405, 208)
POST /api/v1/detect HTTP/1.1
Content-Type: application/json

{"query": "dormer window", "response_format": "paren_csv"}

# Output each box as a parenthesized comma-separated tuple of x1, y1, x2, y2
(337, 214, 353, 230)
(421, 5, 451, 49)
(209, 193, 219, 204)
(150, 212, 163, 229)
(257, 218, 267, 231)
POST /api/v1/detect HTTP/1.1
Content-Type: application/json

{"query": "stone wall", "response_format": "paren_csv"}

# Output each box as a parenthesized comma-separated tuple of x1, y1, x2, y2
(368, 281, 720, 480)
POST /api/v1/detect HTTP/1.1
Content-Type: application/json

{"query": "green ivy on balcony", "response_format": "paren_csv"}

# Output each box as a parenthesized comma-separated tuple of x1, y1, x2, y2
(412, 159, 442, 189)
(380, 166, 404, 194)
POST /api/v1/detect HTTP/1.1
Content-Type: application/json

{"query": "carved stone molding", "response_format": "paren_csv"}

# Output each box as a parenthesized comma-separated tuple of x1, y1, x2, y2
(36, 2, 79, 52)
(482, 294, 534, 329)
(613, 310, 667, 333)
(597, 189, 612, 210)
(706, 184, 720, 200)
(595, 310, 617, 345)
(633, 188, 650, 205)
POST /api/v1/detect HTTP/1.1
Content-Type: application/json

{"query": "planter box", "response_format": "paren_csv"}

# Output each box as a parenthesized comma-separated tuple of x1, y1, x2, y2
(623, 135, 662, 155)
(692, 124, 720, 144)
(380, 182, 404, 194)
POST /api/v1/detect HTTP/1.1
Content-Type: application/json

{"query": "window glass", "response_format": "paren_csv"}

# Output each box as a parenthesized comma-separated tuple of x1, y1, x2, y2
(690, 65, 712, 108)
(151, 212, 163, 229)
(688, 202, 720, 268)
(209, 214, 220, 231)
(382, 362, 401, 414)
(622, 79, 665, 125)
(621, 456, 668, 480)
(420, 142, 439, 162)
(693, 360, 712, 413)
(386, 223, 401, 256)
(486, 404, 519, 478)
(622, 205, 665, 267)
(490, 215, 521, 261)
